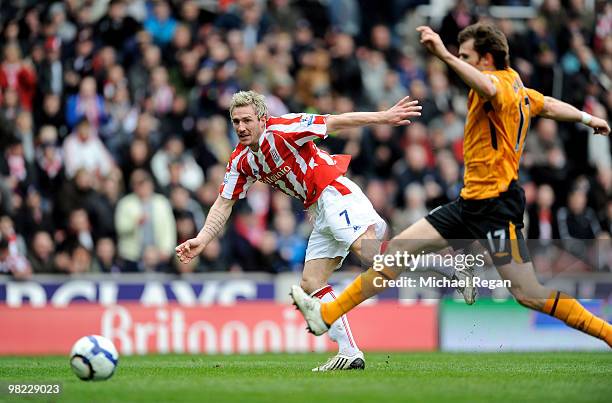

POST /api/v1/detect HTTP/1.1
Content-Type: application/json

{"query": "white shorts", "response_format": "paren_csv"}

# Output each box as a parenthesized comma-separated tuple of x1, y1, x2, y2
(305, 176, 387, 267)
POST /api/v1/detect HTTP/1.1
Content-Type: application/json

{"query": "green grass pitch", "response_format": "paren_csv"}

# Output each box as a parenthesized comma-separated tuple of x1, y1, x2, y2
(0, 352, 610, 403)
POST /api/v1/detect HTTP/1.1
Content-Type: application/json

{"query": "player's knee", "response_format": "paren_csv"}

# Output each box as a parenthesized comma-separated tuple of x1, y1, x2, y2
(300, 277, 325, 295)
(350, 227, 379, 265)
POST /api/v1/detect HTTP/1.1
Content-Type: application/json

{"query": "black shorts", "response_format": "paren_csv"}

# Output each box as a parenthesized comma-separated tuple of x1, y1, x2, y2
(425, 181, 531, 266)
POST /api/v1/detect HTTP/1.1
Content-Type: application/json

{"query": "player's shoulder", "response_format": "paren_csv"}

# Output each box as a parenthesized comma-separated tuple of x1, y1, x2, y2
(487, 68, 528, 104)
(228, 143, 248, 162)
(267, 113, 324, 128)
(266, 113, 304, 127)
(483, 68, 519, 84)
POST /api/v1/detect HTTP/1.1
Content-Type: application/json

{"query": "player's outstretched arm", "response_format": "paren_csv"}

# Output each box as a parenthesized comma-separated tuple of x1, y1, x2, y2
(416, 26, 497, 100)
(326, 95, 422, 132)
(539, 96, 610, 135)
(175, 195, 236, 264)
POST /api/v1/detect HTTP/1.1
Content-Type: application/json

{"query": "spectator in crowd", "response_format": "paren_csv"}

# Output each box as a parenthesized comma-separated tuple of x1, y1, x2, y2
(169, 185, 205, 229)
(36, 36, 64, 97)
(63, 208, 95, 252)
(34, 93, 68, 138)
(149, 65, 174, 115)
(393, 144, 438, 206)
(63, 29, 95, 93)
(27, 230, 57, 273)
(120, 137, 152, 182)
(1, 134, 34, 195)
(0, 236, 31, 279)
(558, 184, 602, 240)
(144, 0, 177, 47)
(15, 111, 34, 164)
(151, 136, 204, 192)
(114, 169, 176, 271)
(273, 209, 307, 272)
(1, 87, 22, 122)
(528, 184, 559, 241)
(65, 76, 108, 130)
(523, 118, 568, 192)
(95, 0, 142, 52)
(92, 237, 122, 273)
(172, 210, 199, 274)
(196, 237, 225, 272)
(0, 0, 609, 275)
(432, 150, 463, 206)
(128, 43, 161, 105)
(439, 0, 477, 56)
(15, 186, 54, 238)
(62, 118, 115, 179)
(48, 2, 77, 44)
(59, 243, 93, 274)
(0, 41, 36, 111)
(0, 215, 31, 279)
(103, 84, 140, 157)
(392, 183, 430, 232)
(329, 33, 363, 102)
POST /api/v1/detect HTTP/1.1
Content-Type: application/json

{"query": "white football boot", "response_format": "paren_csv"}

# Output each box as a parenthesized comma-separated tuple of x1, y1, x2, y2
(312, 351, 365, 372)
(290, 285, 329, 335)
(454, 264, 477, 305)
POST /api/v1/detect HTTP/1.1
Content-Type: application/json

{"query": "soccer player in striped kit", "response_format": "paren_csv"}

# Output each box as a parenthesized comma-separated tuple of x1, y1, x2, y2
(176, 90, 463, 370)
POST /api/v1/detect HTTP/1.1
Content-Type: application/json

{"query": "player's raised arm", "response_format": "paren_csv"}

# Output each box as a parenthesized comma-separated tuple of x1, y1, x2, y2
(175, 195, 236, 264)
(416, 25, 497, 100)
(538, 96, 610, 136)
(326, 96, 422, 132)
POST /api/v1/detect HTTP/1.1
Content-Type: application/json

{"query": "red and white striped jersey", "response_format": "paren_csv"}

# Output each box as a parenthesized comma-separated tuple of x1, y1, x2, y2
(219, 113, 351, 208)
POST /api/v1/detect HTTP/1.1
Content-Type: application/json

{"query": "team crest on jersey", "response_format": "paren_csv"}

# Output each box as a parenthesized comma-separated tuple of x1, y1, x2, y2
(513, 79, 523, 93)
(300, 114, 315, 127)
(271, 148, 282, 164)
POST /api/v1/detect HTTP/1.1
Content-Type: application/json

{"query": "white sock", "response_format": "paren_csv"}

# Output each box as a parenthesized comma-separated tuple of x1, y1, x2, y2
(311, 285, 359, 356)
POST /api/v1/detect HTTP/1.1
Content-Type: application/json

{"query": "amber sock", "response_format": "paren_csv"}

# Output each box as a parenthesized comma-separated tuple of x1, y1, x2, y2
(542, 291, 612, 348)
(320, 267, 396, 325)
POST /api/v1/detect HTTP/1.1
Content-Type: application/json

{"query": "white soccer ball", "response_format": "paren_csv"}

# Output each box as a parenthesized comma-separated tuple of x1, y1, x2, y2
(70, 335, 119, 381)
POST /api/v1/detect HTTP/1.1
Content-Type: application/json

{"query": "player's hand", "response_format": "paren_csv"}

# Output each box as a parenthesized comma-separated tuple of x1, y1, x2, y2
(589, 117, 610, 136)
(175, 237, 206, 264)
(384, 96, 422, 126)
(416, 26, 450, 60)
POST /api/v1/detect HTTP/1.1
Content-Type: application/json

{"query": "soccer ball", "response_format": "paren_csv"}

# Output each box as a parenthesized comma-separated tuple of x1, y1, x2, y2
(70, 335, 119, 381)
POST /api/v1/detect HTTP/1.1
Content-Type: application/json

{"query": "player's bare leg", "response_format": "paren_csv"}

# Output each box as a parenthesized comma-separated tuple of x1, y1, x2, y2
(291, 218, 448, 333)
(496, 262, 612, 347)
(301, 257, 364, 371)
(350, 224, 476, 303)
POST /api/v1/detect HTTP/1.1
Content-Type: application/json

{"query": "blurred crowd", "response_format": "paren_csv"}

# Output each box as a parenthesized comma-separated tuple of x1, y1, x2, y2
(0, 0, 610, 278)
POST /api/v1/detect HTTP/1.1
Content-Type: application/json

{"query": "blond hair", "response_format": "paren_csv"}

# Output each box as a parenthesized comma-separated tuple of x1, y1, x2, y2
(229, 90, 268, 119)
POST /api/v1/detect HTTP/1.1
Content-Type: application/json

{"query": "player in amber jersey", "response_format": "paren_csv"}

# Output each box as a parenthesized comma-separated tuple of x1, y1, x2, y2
(290, 23, 612, 349)
(460, 67, 544, 200)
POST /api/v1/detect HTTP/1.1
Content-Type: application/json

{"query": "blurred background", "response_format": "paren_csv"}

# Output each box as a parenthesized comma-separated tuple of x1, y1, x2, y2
(0, 0, 610, 355)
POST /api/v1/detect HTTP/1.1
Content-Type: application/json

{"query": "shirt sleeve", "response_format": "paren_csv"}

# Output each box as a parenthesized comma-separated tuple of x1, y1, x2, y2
(218, 153, 255, 200)
(266, 113, 328, 146)
(525, 88, 545, 116)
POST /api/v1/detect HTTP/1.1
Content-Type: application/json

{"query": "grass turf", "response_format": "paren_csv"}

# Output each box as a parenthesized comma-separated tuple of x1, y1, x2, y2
(0, 352, 610, 403)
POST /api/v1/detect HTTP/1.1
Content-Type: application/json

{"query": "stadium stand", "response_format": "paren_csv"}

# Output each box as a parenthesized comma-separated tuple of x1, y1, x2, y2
(0, 0, 610, 276)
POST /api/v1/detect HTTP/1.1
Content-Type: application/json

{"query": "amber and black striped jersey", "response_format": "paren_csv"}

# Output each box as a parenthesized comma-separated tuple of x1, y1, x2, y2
(460, 68, 545, 200)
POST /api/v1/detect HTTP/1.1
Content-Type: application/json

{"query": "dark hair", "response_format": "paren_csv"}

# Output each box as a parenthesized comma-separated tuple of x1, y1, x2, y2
(76, 116, 91, 128)
(458, 23, 509, 70)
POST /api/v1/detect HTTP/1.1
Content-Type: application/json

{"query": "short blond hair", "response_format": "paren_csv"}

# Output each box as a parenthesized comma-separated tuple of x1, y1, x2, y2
(229, 90, 267, 119)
